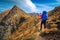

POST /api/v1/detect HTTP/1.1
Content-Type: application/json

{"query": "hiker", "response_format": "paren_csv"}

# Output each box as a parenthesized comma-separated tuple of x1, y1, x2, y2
(39, 11, 48, 31)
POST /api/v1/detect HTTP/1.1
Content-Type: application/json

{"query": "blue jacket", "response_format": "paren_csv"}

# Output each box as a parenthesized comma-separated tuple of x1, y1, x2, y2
(42, 11, 48, 20)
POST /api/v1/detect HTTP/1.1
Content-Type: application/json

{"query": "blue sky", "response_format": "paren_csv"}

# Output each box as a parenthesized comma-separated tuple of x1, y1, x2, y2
(0, 0, 60, 13)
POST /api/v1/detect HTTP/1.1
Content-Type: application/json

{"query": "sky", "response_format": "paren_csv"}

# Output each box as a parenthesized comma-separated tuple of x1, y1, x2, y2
(0, 0, 60, 13)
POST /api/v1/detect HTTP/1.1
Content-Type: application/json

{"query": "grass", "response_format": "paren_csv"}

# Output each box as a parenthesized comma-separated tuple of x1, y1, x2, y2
(26, 37, 35, 40)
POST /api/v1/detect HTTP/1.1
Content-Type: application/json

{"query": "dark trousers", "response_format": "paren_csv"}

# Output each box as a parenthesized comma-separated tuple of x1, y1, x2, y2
(40, 20, 46, 30)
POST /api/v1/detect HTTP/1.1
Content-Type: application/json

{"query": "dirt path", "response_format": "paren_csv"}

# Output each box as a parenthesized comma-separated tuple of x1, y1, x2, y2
(35, 30, 60, 40)
(35, 32, 45, 40)
(35, 36, 45, 40)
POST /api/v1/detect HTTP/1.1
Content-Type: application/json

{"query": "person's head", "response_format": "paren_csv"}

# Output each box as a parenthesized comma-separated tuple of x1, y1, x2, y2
(42, 11, 47, 14)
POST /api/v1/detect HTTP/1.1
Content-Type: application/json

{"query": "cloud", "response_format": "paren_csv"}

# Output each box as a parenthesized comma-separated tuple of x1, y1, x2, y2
(10, 0, 38, 13)
(56, 0, 60, 2)
(35, 4, 54, 13)
(46, 2, 60, 7)
(0, 8, 6, 12)
(0, 0, 60, 13)
(25, 0, 37, 12)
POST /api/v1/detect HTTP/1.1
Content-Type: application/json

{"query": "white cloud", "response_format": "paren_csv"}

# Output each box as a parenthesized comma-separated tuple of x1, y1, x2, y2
(36, 4, 54, 13)
(25, 0, 37, 12)
(56, 0, 60, 2)
(6, 0, 57, 13)
(8, 0, 54, 13)
(11, 0, 38, 13)
(0, 8, 6, 12)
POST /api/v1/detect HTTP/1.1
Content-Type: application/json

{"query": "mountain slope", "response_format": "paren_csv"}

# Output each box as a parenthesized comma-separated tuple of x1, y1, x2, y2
(2, 5, 30, 23)
(35, 6, 60, 40)
(0, 9, 10, 22)
(48, 6, 60, 29)
(0, 5, 60, 40)
(0, 5, 39, 40)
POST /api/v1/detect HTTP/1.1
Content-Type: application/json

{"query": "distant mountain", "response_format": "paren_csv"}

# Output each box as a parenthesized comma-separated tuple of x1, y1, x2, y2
(29, 13, 39, 16)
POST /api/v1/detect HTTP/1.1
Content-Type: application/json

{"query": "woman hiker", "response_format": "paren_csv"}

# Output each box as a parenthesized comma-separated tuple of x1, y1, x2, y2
(39, 11, 48, 32)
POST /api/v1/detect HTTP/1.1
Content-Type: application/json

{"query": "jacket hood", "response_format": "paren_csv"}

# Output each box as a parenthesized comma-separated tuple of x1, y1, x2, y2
(42, 11, 47, 14)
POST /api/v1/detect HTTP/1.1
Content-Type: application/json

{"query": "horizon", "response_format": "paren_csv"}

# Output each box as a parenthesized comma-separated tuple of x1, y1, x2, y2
(0, 0, 60, 13)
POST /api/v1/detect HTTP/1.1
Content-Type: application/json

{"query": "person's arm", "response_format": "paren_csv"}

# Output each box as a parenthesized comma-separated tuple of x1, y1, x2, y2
(39, 14, 42, 19)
